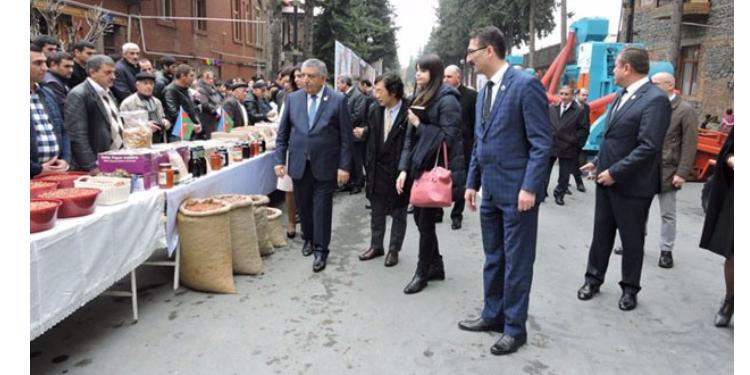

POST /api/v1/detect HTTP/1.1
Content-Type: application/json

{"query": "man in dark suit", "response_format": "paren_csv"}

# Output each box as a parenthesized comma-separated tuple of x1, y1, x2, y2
(460, 26, 553, 356)
(577, 47, 671, 311)
(112, 43, 141, 102)
(67, 41, 97, 89)
(359, 72, 410, 267)
(222, 80, 250, 128)
(274, 58, 354, 273)
(545, 85, 588, 205)
(571, 88, 591, 192)
(336, 75, 369, 194)
(64, 55, 123, 172)
(444, 64, 477, 229)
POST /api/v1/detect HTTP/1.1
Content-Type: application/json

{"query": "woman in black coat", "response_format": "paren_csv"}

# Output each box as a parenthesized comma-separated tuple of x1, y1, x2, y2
(396, 54, 466, 294)
(699, 129, 733, 327)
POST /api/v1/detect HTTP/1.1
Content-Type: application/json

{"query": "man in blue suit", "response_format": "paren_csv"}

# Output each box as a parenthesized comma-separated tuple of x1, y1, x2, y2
(274, 59, 354, 272)
(459, 26, 553, 356)
(577, 47, 670, 311)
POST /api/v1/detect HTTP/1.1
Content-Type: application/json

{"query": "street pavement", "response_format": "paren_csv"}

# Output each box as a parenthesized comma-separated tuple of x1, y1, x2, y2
(30, 177, 733, 375)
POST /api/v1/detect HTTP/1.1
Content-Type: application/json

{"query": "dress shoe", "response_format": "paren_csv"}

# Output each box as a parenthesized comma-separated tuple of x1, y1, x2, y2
(313, 252, 328, 273)
(565, 188, 573, 195)
(576, 182, 586, 192)
(335, 185, 351, 193)
(403, 273, 428, 294)
(553, 192, 565, 206)
(359, 247, 384, 261)
(286, 231, 297, 239)
(618, 292, 638, 311)
(613, 246, 623, 255)
(365, 203, 372, 209)
(715, 297, 734, 327)
(451, 218, 462, 230)
(458, 317, 504, 333)
(384, 251, 399, 267)
(490, 334, 527, 356)
(577, 282, 600, 300)
(427, 258, 445, 281)
(349, 186, 362, 195)
(407, 205, 415, 214)
(658, 251, 674, 268)
(301, 240, 314, 257)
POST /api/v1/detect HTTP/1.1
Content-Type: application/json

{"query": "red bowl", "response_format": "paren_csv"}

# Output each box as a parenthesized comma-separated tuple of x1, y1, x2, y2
(30, 181, 58, 199)
(39, 188, 101, 218)
(34, 171, 90, 188)
(30, 199, 63, 233)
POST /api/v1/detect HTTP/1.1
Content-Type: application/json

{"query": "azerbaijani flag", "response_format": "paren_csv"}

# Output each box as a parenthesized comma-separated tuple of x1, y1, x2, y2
(171, 106, 195, 139)
(216, 107, 234, 133)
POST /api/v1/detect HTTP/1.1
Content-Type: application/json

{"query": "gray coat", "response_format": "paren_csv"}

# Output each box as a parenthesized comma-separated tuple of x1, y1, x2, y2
(661, 95, 698, 192)
(64, 80, 116, 170)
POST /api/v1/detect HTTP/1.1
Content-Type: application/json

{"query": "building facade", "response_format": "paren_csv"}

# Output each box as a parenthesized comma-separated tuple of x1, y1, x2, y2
(627, 0, 733, 118)
(32, 0, 271, 81)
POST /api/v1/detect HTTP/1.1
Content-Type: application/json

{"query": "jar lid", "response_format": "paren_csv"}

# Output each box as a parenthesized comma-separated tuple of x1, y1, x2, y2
(159, 163, 172, 168)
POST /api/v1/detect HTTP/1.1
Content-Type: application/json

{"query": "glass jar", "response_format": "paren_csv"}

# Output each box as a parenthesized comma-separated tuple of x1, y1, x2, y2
(241, 141, 251, 159)
(232, 144, 244, 162)
(158, 163, 174, 189)
(210, 152, 223, 171)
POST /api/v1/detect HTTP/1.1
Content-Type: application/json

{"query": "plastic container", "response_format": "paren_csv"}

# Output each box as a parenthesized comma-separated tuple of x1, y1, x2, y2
(74, 176, 131, 205)
(30, 199, 63, 233)
(34, 171, 89, 188)
(30, 181, 58, 199)
(39, 188, 101, 218)
(120, 110, 153, 149)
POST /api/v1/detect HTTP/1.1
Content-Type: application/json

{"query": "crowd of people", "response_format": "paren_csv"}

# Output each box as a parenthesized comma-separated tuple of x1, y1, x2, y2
(30, 27, 733, 357)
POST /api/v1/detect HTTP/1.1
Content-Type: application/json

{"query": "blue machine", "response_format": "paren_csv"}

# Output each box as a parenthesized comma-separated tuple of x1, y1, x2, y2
(507, 54, 524, 67)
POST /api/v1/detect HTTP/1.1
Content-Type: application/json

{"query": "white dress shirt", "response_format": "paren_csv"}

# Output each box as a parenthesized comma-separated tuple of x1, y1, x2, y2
(616, 76, 650, 111)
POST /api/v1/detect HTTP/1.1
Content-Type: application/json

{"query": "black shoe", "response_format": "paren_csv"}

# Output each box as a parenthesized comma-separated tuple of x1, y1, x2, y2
(335, 185, 352, 193)
(458, 317, 504, 333)
(403, 273, 428, 294)
(427, 258, 445, 281)
(565, 188, 573, 195)
(384, 251, 399, 267)
(435, 210, 444, 223)
(553, 192, 565, 206)
(451, 218, 462, 230)
(618, 292, 638, 311)
(313, 252, 328, 273)
(715, 297, 734, 327)
(365, 203, 372, 209)
(349, 186, 362, 195)
(576, 183, 586, 193)
(658, 251, 674, 268)
(407, 205, 415, 214)
(577, 282, 600, 300)
(490, 334, 527, 356)
(286, 231, 297, 239)
(301, 240, 313, 257)
(613, 246, 623, 255)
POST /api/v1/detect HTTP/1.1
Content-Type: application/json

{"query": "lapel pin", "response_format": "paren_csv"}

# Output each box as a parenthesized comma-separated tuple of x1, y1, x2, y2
(500, 85, 506, 91)
(323, 96, 329, 102)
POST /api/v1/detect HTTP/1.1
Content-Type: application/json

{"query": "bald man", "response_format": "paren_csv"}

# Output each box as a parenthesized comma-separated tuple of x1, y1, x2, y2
(443, 65, 477, 229)
(650, 72, 698, 268)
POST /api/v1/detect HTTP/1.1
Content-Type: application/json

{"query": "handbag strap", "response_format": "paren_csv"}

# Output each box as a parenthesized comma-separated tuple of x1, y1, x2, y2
(432, 142, 449, 168)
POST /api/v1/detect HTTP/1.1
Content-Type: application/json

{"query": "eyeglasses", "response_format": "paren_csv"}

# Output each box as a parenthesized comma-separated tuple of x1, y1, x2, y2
(465, 46, 488, 58)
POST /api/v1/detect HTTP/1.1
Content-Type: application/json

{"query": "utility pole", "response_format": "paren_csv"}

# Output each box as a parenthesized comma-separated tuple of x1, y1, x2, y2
(529, 0, 536, 68)
(669, 0, 684, 71)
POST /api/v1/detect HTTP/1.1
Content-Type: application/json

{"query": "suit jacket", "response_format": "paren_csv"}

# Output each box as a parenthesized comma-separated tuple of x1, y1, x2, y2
(196, 80, 223, 135)
(457, 85, 478, 166)
(64, 80, 116, 170)
(466, 67, 553, 205)
(548, 100, 588, 158)
(244, 94, 272, 124)
(67, 61, 87, 89)
(344, 86, 369, 129)
(42, 71, 70, 115)
(274, 86, 354, 181)
(365, 98, 411, 208)
(112, 59, 139, 102)
(223, 95, 248, 128)
(661, 95, 698, 192)
(594, 80, 671, 198)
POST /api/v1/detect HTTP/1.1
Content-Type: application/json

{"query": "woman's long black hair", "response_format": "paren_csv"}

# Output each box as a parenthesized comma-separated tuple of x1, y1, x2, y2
(412, 54, 444, 107)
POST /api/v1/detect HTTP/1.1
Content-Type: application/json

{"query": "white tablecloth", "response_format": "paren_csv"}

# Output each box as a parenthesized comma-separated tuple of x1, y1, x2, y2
(30, 190, 165, 340)
(164, 151, 278, 255)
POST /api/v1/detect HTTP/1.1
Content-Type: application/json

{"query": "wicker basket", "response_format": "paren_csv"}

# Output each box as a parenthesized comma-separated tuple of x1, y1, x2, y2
(214, 194, 263, 275)
(177, 198, 235, 293)
(249, 195, 274, 256)
(265, 207, 287, 248)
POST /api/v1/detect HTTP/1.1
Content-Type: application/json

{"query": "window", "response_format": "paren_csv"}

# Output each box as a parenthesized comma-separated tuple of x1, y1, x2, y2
(232, 0, 242, 43)
(245, 1, 253, 46)
(679, 45, 700, 97)
(159, 0, 173, 18)
(195, 0, 207, 33)
(255, 2, 264, 48)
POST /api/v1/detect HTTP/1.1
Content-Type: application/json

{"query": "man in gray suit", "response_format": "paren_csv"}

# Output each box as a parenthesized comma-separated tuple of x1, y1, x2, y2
(274, 59, 354, 272)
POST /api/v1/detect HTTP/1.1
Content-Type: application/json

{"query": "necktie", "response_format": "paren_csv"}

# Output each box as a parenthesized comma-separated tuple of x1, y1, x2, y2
(102, 94, 123, 150)
(383, 107, 392, 143)
(561, 103, 567, 117)
(613, 88, 628, 113)
(308, 94, 318, 129)
(482, 81, 494, 125)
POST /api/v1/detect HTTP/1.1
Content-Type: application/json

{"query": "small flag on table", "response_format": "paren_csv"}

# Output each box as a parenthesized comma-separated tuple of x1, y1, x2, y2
(171, 106, 195, 140)
(216, 108, 234, 133)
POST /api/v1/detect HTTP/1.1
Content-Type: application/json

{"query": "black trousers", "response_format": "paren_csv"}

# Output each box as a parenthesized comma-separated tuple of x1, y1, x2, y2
(350, 141, 366, 188)
(293, 161, 336, 253)
(413, 207, 441, 276)
(545, 156, 577, 195)
(571, 150, 586, 185)
(584, 186, 652, 293)
(370, 194, 408, 252)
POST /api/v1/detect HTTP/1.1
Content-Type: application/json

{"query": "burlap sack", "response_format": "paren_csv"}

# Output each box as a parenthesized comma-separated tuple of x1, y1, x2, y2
(214, 194, 263, 275)
(266, 207, 287, 248)
(177, 198, 235, 293)
(249, 195, 274, 256)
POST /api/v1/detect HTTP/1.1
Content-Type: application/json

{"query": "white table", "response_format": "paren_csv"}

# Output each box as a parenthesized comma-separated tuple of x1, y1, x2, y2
(30, 191, 165, 340)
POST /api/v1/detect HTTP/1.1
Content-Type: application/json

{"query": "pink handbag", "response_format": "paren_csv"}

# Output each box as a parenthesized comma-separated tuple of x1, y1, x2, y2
(410, 142, 453, 208)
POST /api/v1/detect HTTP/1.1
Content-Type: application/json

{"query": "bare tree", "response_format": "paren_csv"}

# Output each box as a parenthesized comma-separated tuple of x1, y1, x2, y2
(30, 0, 64, 40)
(82, 4, 114, 44)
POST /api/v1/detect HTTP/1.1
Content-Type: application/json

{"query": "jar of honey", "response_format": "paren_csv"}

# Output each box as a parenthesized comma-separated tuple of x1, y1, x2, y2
(158, 163, 174, 189)
(210, 152, 223, 171)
